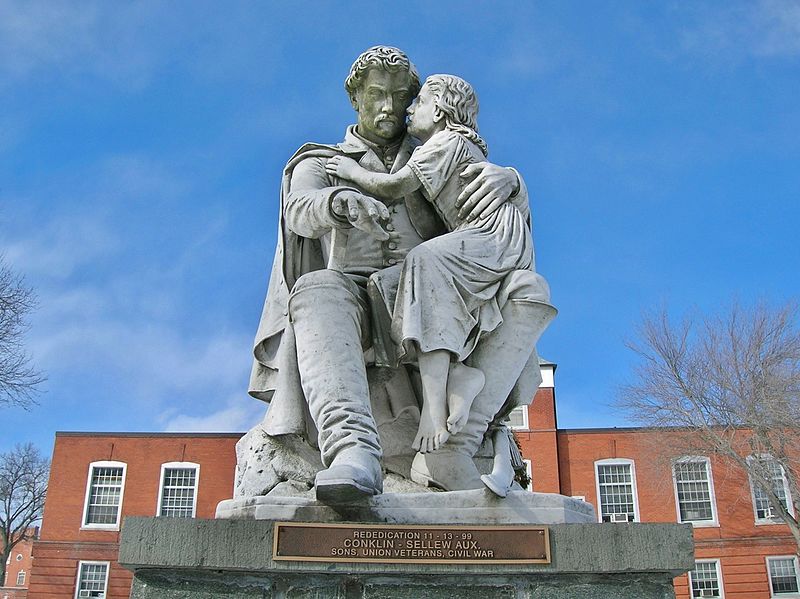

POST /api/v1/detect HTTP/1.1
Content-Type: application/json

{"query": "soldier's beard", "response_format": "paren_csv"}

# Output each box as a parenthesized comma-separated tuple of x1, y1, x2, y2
(372, 115, 402, 140)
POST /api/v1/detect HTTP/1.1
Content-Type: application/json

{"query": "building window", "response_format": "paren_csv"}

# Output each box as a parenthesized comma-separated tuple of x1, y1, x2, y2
(16, 570, 25, 586)
(749, 456, 793, 522)
(595, 459, 639, 522)
(157, 462, 199, 518)
(74, 561, 109, 598)
(767, 556, 800, 596)
(82, 461, 126, 529)
(508, 406, 529, 430)
(689, 560, 723, 598)
(674, 458, 717, 525)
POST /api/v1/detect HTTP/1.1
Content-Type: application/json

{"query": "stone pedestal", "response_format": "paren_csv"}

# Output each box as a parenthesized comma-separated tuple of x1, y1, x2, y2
(216, 488, 595, 524)
(119, 517, 694, 599)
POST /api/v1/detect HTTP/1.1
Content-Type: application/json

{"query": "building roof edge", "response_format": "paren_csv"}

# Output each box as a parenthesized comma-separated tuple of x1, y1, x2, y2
(55, 431, 245, 438)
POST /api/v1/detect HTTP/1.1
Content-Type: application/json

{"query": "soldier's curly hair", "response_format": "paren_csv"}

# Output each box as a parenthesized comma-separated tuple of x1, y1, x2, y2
(345, 46, 421, 105)
(424, 74, 488, 156)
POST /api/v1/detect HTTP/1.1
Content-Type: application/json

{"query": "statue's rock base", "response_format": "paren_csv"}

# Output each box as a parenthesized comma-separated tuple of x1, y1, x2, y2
(216, 488, 595, 524)
(119, 517, 694, 599)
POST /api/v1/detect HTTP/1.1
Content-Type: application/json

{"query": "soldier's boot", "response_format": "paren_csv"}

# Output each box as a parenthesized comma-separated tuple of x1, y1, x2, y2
(289, 270, 383, 502)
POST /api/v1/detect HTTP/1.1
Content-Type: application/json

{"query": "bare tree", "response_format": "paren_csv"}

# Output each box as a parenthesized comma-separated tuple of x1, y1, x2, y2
(619, 302, 800, 549)
(0, 256, 44, 408)
(0, 443, 49, 585)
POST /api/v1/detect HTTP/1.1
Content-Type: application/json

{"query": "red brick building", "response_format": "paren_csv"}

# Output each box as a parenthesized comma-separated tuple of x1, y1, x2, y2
(2, 531, 36, 599)
(27, 364, 800, 598)
(27, 433, 240, 598)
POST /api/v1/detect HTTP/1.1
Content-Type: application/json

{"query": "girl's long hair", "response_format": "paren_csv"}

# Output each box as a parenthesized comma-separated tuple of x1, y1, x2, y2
(425, 74, 488, 156)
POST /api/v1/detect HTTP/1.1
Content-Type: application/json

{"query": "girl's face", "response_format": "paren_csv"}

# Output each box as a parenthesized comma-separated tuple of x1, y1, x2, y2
(406, 83, 441, 141)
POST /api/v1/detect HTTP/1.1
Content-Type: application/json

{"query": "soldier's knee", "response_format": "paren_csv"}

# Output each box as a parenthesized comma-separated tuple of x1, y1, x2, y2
(292, 269, 352, 295)
(288, 269, 363, 322)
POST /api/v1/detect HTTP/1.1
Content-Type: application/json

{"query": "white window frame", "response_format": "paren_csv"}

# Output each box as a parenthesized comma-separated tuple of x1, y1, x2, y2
(16, 570, 25, 586)
(156, 462, 200, 518)
(80, 461, 127, 530)
(672, 456, 719, 527)
(748, 455, 795, 525)
(594, 458, 641, 523)
(74, 560, 110, 599)
(688, 559, 725, 598)
(766, 555, 800, 597)
(508, 405, 529, 430)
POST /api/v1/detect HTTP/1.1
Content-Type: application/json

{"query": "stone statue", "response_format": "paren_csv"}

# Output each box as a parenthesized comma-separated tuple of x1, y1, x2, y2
(242, 46, 555, 503)
(326, 73, 534, 457)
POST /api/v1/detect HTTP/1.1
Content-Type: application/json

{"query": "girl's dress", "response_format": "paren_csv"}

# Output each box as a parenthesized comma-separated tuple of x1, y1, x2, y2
(392, 129, 533, 362)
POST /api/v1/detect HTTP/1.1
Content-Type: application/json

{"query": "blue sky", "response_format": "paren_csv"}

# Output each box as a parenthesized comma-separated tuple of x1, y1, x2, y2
(2, 1, 799, 456)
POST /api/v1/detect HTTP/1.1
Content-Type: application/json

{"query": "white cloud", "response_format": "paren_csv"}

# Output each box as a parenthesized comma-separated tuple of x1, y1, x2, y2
(30, 315, 250, 393)
(496, 37, 568, 80)
(93, 155, 192, 205)
(0, 1, 170, 89)
(0, 2, 286, 90)
(21, 269, 259, 431)
(680, 0, 800, 61)
(2, 151, 197, 277)
(162, 398, 264, 433)
(4, 216, 120, 280)
(2, 148, 251, 429)
(0, 1, 98, 76)
(756, 0, 800, 57)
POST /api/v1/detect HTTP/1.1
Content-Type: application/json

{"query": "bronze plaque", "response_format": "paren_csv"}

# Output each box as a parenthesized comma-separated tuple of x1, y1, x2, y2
(273, 522, 550, 564)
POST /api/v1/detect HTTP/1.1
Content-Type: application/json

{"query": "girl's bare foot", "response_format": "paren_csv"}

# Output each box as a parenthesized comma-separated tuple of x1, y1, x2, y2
(412, 412, 450, 453)
(415, 348, 453, 453)
(446, 363, 485, 434)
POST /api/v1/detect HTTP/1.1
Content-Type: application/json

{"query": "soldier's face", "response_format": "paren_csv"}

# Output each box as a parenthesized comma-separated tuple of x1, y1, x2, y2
(354, 68, 413, 144)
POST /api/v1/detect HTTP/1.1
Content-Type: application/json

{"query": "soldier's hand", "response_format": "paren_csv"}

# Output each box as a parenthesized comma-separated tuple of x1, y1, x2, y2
(331, 190, 390, 241)
(456, 162, 521, 222)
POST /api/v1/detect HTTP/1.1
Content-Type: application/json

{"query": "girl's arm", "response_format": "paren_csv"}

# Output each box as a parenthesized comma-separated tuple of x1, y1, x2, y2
(326, 155, 421, 197)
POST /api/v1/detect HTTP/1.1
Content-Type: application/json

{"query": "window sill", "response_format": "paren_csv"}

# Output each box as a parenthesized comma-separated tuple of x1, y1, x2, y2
(80, 524, 120, 531)
(684, 520, 719, 528)
(756, 519, 790, 526)
(599, 519, 639, 524)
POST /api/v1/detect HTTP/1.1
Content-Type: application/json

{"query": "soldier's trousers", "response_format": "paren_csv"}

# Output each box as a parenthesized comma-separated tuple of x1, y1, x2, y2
(288, 269, 382, 468)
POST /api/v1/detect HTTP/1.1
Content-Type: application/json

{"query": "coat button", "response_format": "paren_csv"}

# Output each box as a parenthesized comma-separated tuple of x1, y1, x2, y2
(388, 241, 398, 250)
(386, 223, 395, 232)
(387, 258, 398, 266)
